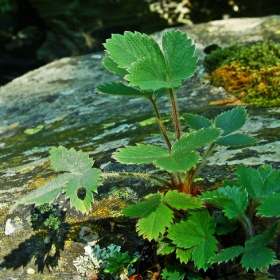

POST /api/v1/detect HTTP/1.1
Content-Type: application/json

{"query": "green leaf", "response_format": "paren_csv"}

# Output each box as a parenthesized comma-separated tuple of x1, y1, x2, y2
(235, 165, 263, 200)
(245, 221, 280, 250)
(65, 168, 101, 213)
(113, 144, 168, 164)
(162, 29, 198, 82)
(199, 186, 248, 219)
(241, 247, 275, 271)
(154, 151, 200, 172)
(50, 146, 93, 173)
(216, 133, 257, 146)
(157, 237, 176, 255)
(172, 128, 221, 153)
(215, 106, 247, 136)
(258, 193, 280, 217)
(8, 173, 71, 213)
(127, 57, 179, 90)
(153, 88, 169, 100)
(209, 246, 245, 264)
(123, 192, 173, 240)
(168, 210, 217, 269)
(258, 165, 280, 195)
(183, 113, 212, 130)
(123, 192, 163, 217)
(192, 235, 218, 270)
(161, 264, 186, 280)
(176, 247, 193, 263)
(114, 143, 201, 173)
(163, 190, 203, 210)
(96, 82, 152, 99)
(104, 31, 165, 69)
(103, 30, 198, 91)
(102, 54, 128, 78)
(211, 223, 280, 270)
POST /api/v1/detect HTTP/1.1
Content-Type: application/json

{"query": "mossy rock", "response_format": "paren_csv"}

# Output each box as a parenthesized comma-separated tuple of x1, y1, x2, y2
(204, 40, 280, 107)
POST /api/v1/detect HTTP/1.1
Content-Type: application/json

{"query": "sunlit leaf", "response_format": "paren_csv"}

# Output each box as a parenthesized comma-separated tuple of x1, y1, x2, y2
(102, 54, 128, 78)
(172, 128, 221, 153)
(50, 146, 93, 173)
(113, 144, 168, 164)
(163, 190, 203, 210)
(154, 150, 200, 172)
(65, 168, 101, 213)
(162, 29, 198, 81)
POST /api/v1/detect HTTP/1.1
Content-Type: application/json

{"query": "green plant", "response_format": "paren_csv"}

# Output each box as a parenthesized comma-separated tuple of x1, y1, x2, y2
(9, 30, 280, 278)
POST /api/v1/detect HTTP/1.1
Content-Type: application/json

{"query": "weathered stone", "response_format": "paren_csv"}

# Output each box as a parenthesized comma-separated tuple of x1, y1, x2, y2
(0, 15, 280, 279)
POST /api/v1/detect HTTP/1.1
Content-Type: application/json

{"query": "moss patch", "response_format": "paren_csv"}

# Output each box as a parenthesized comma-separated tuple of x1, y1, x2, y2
(204, 40, 280, 107)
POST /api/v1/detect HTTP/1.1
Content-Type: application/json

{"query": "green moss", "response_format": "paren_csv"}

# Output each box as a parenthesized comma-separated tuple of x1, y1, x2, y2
(204, 40, 280, 107)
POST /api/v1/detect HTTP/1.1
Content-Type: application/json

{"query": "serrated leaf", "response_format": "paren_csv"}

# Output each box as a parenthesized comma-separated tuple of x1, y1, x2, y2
(137, 203, 173, 240)
(123, 192, 163, 217)
(192, 235, 217, 270)
(102, 54, 128, 78)
(258, 165, 280, 195)
(155, 150, 200, 172)
(216, 133, 257, 146)
(209, 246, 245, 264)
(96, 82, 152, 99)
(176, 247, 194, 263)
(162, 264, 186, 280)
(50, 146, 93, 173)
(163, 190, 203, 210)
(168, 210, 215, 248)
(65, 168, 101, 214)
(104, 31, 165, 69)
(8, 173, 71, 213)
(162, 29, 198, 82)
(257, 193, 280, 217)
(199, 186, 248, 219)
(153, 88, 169, 100)
(126, 57, 179, 90)
(168, 210, 217, 270)
(245, 221, 280, 250)
(172, 128, 221, 153)
(157, 237, 176, 255)
(241, 247, 275, 270)
(236, 165, 263, 200)
(123, 192, 174, 240)
(113, 144, 168, 164)
(183, 113, 212, 130)
(103, 30, 198, 91)
(215, 106, 247, 136)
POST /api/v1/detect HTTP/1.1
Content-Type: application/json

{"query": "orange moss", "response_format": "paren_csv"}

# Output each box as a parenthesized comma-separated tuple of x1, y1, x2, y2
(209, 62, 280, 106)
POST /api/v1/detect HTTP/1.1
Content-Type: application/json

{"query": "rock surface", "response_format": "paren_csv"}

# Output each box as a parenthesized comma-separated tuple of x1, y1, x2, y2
(0, 15, 280, 279)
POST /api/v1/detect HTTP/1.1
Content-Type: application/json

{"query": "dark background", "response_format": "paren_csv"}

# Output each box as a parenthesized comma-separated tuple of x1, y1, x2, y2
(0, 0, 279, 85)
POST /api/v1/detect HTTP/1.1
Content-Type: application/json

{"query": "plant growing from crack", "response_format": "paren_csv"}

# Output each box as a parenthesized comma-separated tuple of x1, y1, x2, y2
(9, 30, 280, 278)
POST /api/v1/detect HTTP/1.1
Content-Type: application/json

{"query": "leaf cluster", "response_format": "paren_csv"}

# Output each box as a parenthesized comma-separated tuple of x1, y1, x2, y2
(96, 29, 198, 99)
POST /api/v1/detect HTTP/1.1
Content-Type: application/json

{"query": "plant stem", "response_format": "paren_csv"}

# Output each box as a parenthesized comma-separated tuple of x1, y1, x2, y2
(149, 99, 172, 151)
(169, 88, 181, 140)
(187, 142, 216, 188)
(239, 214, 254, 240)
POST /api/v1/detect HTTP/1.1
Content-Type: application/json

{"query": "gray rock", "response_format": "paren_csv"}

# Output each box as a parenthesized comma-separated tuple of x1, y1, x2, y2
(0, 15, 280, 279)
